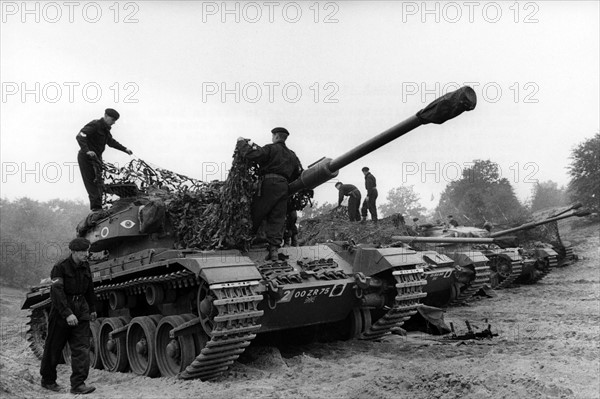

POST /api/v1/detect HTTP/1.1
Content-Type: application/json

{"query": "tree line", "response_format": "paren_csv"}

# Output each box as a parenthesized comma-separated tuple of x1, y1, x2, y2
(0, 198, 89, 288)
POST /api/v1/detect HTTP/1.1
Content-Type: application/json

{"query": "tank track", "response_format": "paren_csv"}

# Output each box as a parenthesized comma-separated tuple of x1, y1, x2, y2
(95, 271, 263, 381)
(179, 280, 263, 381)
(449, 264, 491, 306)
(95, 270, 199, 296)
(525, 255, 556, 284)
(492, 258, 522, 290)
(360, 267, 426, 340)
(26, 299, 52, 360)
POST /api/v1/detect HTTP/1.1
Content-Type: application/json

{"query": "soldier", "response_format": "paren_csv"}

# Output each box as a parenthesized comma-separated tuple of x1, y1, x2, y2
(40, 238, 97, 395)
(483, 221, 493, 233)
(335, 182, 361, 222)
(237, 127, 303, 261)
(447, 215, 459, 227)
(76, 108, 133, 212)
(283, 209, 299, 247)
(361, 167, 378, 223)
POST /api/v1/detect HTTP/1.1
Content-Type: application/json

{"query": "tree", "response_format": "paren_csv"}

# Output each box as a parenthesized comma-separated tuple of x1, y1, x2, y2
(568, 132, 600, 212)
(0, 198, 89, 288)
(436, 159, 527, 225)
(378, 185, 426, 218)
(530, 181, 568, 212)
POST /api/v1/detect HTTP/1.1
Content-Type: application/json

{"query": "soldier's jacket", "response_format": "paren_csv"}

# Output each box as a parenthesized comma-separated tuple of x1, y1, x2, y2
(50, 256, 96, 321)
(237, 140, 302, 182)
(337, 184, 361, 205)
(364, 172, 377, 196)
(76, 118, 128, 160)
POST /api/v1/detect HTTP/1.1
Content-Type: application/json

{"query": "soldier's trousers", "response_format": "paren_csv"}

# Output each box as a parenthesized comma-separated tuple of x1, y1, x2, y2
(40, 315, 91, 388)
(348, 195, 361, 221)
(252, 176, 288, 247)
(78, 151, 102, 210)
(365, 189, 378, 221)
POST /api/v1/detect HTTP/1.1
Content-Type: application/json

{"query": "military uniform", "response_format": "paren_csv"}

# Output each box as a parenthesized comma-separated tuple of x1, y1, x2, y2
(76, 117, 130, 210)
(337, 184, 361, 221)
(40, 255, 96, 390)
(237, 139, 302, 250)
(362, 171, 378, 221)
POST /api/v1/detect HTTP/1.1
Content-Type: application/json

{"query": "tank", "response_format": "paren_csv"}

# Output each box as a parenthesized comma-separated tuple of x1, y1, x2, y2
(22, 86, 477, 381)
(392, 207, 589, 293)
(387, 238, 492, 306)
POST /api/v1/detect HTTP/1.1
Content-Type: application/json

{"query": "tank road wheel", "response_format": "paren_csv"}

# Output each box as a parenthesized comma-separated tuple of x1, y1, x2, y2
(489, 257, 512, 289)
(197, 281, 218, 336)
(99, 317, 129, 372)
(90, 319, 103, 369)
(126, 316, 161, 377)
(181, 313, 205, 357)
(345, 308, 372, 340)
(156, 315, 203, 377)
(26, 306, 49, 360)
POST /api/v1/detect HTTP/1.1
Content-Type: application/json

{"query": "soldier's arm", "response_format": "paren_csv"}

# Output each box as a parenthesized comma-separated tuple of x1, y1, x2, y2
(76, 121, 96, 153)
(106, 133, 130, 154)
(338, 189, 344, 206)
(290, 156, 303, 182)
(50, 264, 73, 319)
(237, 139, 268, 162)
(84, 267, 96, 314)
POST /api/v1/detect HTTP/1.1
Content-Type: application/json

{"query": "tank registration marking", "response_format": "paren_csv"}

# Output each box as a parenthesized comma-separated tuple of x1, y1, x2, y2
(425, 270, 453, 280)
(278, 283, 347, 304)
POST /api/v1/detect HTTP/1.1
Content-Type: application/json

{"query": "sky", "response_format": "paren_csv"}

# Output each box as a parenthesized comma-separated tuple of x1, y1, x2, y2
(1, 1, 599, 214)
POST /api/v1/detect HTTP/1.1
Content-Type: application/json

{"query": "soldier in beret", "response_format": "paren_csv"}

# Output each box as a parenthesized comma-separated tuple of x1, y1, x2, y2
(335, 182, 362, 222)
(76, 109, 133, 211)
(237, 127, 303, 261)
(40, 238, 97, 395)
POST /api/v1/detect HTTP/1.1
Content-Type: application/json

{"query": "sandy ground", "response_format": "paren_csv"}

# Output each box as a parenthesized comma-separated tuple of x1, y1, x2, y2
(1, 221, 598, 399)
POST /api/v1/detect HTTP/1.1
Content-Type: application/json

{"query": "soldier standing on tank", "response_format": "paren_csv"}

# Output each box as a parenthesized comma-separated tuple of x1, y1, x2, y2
(335, 182, 362, 222)
(76, 108, 133, 212)
(447, 215, 459, 227)
(237, 127, 303, 261)
(40, 238, 97, 395)
(360, 167, 378, 223)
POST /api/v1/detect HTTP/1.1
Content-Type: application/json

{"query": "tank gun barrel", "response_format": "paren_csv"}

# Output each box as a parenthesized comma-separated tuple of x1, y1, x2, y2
(288, 86, 477, 194)
(489, 210, 589, 238)
(391, 236, 496, 244)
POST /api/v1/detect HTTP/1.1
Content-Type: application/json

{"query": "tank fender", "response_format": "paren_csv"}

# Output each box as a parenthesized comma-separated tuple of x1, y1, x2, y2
(534, 247, 558, 258)
(175, 254, 261, 285)
(452, 251, 488, 267)
(353, 247, 425, 276)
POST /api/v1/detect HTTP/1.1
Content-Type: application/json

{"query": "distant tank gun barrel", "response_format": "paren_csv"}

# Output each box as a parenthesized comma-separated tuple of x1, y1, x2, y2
(550, 203, 582, 218)
(489, 210, 589, 238)
(391, 236, 497, 244)
(288, 86, 477, 194)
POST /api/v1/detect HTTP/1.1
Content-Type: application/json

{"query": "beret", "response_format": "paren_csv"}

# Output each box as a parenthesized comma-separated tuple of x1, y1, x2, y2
(362, 167, 369, 172)
(69, 237, 91, 251)
(105, 108, 120, 120)
(271, 127, 289, 135)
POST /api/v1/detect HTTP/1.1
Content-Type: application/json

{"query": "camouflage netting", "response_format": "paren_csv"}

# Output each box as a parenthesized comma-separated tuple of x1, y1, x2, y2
(101, 145, 312, 251)
(101, 147, 257, 250)
(299, 208, 412, 246)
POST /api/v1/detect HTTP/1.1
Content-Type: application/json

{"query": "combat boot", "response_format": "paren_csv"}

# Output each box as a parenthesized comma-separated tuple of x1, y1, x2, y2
(361, 217, 367, 224)
(291, 234, 298, 247)
(265, 246, 279, 261)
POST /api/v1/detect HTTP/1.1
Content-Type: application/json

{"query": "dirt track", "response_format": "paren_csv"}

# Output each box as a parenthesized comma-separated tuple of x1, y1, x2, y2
(1, 221, 598, 399)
